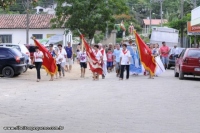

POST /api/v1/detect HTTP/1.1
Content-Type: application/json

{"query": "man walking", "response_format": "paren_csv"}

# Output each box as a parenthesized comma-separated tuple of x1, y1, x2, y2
(65, 42, 73, 72)
(58, 44, 67, 77)
(160, 42, 170, 69)
(113, 44, 121, 77)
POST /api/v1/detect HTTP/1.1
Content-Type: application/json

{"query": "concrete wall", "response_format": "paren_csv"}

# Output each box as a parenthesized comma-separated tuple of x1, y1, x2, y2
(100, 30, 117, 45)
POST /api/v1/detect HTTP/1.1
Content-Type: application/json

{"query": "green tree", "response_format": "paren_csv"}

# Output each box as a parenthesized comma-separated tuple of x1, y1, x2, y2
(51, 0, 128, 43)
(0, 0, 16, 9)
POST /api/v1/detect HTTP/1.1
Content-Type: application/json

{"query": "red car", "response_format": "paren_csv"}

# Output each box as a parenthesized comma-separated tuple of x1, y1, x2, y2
(174, 48, 200, 80)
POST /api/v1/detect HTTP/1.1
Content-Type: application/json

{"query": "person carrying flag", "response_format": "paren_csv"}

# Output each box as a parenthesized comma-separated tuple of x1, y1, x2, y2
(93, 45, 103, 80)
(134, 31, 156, 78)
(98, 43, 107, 79)
(32, 37, 57, 82)
(48, 44, 56, 81)
(33, 46, 44, 82)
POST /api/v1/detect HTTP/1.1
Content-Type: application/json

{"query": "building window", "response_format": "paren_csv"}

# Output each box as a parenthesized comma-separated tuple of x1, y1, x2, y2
(0, 35, 12, 43)
(32, 34, 43, 39)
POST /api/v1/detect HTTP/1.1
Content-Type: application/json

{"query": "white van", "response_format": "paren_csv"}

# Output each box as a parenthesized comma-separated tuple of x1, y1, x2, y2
(0, 43, 30, 56)
(150, 27, 179, 47)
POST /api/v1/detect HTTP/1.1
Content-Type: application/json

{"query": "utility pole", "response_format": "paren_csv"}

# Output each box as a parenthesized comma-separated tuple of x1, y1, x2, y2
(180, 0, 184, 47)
(150, 0, 164, 27)
(26, 0, 30, 44)
(150, 8, 152, 32)
(193, 0, 197, 47)
(193, 0, 197, 8)
(149, 1, 152, 33)
(160, 0, 163, 27)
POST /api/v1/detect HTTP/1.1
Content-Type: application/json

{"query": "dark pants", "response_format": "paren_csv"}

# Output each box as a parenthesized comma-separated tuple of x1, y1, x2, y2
(120, 65, 130, 79)
(35, 62, 42, 79)
(57, 64, 61, 72)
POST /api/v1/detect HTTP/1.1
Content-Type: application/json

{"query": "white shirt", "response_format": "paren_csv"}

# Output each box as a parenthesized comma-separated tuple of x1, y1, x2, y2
(100, 48, 107, 61)
(78, 51, 87, 62)
(58, 48, 67, 63)
(120, 49, 131, 65)
(172, 47, 179, 55)
(94, 50, 102, 61)
(56, 53, 64, 64)
(34, 51, 43, 62)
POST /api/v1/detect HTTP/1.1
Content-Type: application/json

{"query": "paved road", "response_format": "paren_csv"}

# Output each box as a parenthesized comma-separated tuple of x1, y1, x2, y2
(0, 64, 200, 133)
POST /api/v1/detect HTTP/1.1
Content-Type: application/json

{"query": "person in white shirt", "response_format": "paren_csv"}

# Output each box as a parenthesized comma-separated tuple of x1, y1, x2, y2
(119, 44, 131, 80)
(98, 43, 107, 79)
(55, 48, 64, 78)
(93, 45, 102, 80)
(33, 46, 44, 82)
(57, 44, 67, 77)
(172, 45, 179, 58)
(77, 48, 87, 78)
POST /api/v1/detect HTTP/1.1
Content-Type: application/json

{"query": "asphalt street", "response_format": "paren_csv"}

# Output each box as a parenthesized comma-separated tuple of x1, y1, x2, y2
(0, 64, 200, 133)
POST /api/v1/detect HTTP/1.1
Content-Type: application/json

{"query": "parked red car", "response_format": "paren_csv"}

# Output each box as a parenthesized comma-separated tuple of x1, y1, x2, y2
(174, 48, 200, 80)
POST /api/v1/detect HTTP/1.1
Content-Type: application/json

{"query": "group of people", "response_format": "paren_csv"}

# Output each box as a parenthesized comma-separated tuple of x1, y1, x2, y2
(33, 42, 73, 82)
(32, 40, 172, 82)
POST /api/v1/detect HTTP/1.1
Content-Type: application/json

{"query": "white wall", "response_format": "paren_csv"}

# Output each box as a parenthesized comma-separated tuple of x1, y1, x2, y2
(0, 29, 72, 45)
(191, 6, 200, 20)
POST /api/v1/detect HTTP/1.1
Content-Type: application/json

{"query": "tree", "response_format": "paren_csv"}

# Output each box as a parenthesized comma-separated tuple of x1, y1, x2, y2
(51, 0, 128, 43)
(0, 0, 16, 9)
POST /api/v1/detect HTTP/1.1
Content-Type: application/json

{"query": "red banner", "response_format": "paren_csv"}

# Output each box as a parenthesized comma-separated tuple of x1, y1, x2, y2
(80, 35, 102, 75)
(134, 31, 156, 75)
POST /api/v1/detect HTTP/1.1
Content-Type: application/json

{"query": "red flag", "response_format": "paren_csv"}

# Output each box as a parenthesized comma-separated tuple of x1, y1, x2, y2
(80, 35, 102, 75)
(134, 31, 156, 75)
(33, 38, 57, 75)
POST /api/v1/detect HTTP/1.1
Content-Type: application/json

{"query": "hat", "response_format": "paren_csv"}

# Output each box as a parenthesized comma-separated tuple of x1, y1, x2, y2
(98, 43, 102, 46)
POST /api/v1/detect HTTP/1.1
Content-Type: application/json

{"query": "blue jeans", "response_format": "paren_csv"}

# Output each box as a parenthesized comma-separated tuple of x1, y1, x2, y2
(161, 56, 168, 65)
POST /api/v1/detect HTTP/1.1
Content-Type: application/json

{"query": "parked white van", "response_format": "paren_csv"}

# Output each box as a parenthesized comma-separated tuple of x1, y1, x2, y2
(150, 27, 179, 47)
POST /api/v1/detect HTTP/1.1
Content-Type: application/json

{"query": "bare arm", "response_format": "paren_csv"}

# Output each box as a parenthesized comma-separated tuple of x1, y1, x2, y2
(120, 57, 122, 65)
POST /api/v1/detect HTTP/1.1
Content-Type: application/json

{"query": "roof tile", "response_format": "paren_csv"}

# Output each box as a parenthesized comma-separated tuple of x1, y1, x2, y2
(0, 14, 55, 29)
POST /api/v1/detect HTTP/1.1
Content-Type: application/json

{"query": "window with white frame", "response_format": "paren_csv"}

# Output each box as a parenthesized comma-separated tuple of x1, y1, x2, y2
(32, 34, 43, 39)
(0, 35, 12, 43)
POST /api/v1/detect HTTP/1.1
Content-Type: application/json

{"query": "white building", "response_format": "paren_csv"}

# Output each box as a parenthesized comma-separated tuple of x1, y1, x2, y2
(0, 14, 72, 46)
(191, 6, 200, 26)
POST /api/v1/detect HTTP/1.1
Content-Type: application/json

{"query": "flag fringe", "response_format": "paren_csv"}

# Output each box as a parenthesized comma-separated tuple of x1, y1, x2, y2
(42, 59, 58, 75)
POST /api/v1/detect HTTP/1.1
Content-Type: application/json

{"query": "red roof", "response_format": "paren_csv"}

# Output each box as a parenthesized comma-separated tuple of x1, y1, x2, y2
(0, 14, 56, 29)
(143, 19, 168, 26)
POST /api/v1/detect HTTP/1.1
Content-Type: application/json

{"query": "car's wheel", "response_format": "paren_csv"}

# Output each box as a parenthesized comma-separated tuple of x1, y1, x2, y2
(174, 68, 179, 77)
(2, 66, 14, 78)
(167, 64, 171, 69)
(23, 65, 28, 73)
(179, 71, 184, 80)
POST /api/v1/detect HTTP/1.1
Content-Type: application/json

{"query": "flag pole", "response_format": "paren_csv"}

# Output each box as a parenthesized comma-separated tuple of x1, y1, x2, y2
(77, 29, 83, 51)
